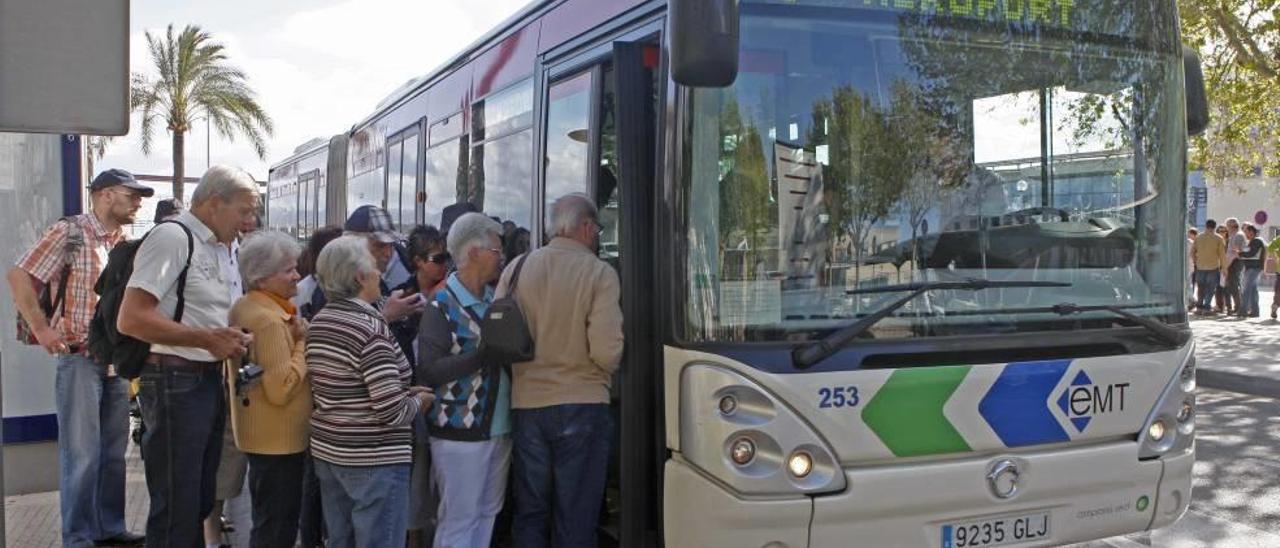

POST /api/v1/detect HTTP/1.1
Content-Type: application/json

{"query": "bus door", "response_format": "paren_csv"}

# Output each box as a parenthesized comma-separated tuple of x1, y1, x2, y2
(538, 31, 663, 547)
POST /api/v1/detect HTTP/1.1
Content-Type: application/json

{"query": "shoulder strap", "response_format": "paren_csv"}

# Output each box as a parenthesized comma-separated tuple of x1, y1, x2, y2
(506, 253, 531, 297)
(158, 220, 196, 323)
(51, 217, 83, 318)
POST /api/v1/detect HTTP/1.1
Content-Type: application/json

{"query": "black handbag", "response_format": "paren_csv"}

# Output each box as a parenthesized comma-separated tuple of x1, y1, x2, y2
(479, 253, 535, 364)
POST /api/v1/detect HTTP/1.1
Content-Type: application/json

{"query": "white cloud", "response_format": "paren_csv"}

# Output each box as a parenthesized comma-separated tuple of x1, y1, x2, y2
(98, 0, 526, 187)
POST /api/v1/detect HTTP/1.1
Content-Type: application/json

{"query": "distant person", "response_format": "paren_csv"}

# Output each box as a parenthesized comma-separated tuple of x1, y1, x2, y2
(1191, 220, 1226, 314)
(499, 194, 623, 547)
(441, 201, 480, 235)
(1224, 217, 1247, 315)
(1215, 224, 1232, 313)
(228, 231, 311, 548)
(306, 235, 434, 547)
(419, 213, 511, 548)
(1270, 236, 1280, 319)
(294, 226, 344, 320)
(155, 198, 183, 223)
(503, 227, 531, 265)
(1238, 223, 1265, 318)
(117, 165, 259, 546)
(1187, 227, 1198, 308)
(308, 206, 423, 332)
(6, 168, 152, 547)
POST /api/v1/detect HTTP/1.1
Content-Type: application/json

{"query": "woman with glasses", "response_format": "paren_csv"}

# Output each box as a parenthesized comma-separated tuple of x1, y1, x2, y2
(418, 213, 512, 547)
(400, 224, 449, 547)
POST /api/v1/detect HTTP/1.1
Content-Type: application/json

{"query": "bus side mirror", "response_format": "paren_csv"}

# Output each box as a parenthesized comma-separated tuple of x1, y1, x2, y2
(1183, 46, 1209, 137)
(669, 0, 740, 87)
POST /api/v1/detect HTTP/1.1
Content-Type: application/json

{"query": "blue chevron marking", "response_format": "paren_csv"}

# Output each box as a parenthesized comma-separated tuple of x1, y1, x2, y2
(980, 360, 1072, 447)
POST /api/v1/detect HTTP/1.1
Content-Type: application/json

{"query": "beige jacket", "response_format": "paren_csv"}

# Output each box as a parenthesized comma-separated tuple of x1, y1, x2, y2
(227, 291, 311, 455)
(496, 237, 624, 409)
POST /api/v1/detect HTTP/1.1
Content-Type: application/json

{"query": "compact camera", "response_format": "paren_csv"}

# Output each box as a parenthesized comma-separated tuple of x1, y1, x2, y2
(234, 361, 264, 406)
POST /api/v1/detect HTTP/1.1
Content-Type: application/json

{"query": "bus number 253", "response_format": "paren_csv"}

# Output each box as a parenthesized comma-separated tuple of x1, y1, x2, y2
(818, 386, 860, 409)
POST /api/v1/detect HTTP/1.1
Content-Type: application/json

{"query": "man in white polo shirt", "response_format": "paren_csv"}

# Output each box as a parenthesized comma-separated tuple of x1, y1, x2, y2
(118, 165, 259, 547)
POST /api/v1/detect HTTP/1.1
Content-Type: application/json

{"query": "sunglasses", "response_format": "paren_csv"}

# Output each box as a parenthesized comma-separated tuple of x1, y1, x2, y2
(423, 252, 450, 265)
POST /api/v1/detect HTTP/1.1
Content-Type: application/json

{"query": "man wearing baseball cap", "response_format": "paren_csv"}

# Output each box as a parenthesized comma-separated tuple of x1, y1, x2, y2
(307, 205, 425, 328)
(6, 168, 151, 546)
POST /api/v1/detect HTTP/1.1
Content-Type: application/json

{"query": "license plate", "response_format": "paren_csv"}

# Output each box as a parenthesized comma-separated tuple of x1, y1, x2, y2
(941, 512, 1050, 548)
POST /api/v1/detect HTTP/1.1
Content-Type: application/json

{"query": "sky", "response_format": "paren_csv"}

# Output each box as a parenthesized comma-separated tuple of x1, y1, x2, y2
(97, 0, 529, 183)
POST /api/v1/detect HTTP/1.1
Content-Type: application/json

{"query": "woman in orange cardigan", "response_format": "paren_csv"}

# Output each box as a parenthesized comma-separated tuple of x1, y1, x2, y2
(228, 230, 310, 548)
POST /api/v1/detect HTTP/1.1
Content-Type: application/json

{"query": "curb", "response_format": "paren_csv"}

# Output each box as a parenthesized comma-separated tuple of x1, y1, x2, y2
(1198, 369, 1280, 400)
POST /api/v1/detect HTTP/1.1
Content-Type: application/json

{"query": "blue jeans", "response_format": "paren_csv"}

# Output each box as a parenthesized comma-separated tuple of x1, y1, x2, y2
(1242, 267, 1262, 316)
(55, 354, 130, 548)
(313, 460, 410, 548)
(136, 363, 225, 548)
(512, 404, 612, 548)
(1194, 269, 1220, 311)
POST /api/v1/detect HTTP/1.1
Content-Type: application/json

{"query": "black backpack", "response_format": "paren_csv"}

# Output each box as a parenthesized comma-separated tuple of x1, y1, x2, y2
(480, 253, 535, 364)
(88, 221, 194, 379)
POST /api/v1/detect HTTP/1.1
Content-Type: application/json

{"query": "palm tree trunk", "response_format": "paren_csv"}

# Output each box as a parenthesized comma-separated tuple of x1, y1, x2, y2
(173, 130, 186, 202)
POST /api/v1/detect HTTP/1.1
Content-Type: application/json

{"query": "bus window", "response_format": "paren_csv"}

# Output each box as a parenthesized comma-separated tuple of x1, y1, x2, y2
(386, 136, 403, 225)
(399, 133, 420, 231)
(472, 80, 534, 234)
(424, 134, 468, 229)
(544, 70, 595, 231)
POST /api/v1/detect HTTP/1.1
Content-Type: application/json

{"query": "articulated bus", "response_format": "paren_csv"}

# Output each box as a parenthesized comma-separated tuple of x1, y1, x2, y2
(268, 0, 1207, 545)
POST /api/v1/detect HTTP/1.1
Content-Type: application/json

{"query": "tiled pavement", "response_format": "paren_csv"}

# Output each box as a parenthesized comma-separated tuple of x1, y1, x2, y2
(4, 441, 250, 547)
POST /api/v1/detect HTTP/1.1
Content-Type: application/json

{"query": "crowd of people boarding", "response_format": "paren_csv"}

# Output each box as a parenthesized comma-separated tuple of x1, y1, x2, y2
(8, 165, 623, 548)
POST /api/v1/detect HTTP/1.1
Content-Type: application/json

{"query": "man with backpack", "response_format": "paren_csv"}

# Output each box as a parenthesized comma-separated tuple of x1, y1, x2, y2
(5, 168, 151, 547)
(114, 165, 259, 547)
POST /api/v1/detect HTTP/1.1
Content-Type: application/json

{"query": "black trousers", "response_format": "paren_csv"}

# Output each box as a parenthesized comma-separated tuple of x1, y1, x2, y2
(247, 452, 306, 548)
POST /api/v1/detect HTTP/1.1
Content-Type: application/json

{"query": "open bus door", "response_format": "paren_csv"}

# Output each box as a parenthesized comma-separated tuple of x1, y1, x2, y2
(538, 29, 663, 547)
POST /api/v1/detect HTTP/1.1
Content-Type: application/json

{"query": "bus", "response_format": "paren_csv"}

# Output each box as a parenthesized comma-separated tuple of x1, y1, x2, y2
(267, 0, 1207, 545)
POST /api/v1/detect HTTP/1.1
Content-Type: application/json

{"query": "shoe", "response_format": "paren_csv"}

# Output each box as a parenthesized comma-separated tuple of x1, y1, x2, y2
(95, 532, 145, 546)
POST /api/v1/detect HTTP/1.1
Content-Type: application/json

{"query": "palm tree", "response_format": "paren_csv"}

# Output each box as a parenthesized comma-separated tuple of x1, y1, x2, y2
(131, 24, 273, 201)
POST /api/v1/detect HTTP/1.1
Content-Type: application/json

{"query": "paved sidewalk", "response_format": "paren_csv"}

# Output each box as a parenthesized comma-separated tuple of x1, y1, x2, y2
(1191, 287, 1280, 399)
(4, 441, 249, 547)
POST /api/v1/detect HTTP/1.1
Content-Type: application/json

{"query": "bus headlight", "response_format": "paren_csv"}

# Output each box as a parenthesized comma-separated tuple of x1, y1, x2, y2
(787, 451, 813, 478)
(1147, 420, 1166, 442)
(730, 437, 756, 465)
(1139, 348, 1195, 460)
(681, 363, 845, 496)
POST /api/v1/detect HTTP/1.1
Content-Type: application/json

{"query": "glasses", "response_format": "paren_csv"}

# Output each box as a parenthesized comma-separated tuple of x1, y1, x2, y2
(424, 252, 450, 265)
(111, 188, 143, 202)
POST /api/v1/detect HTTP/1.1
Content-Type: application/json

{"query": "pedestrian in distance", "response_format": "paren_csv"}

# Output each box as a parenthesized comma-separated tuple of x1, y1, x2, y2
(6, 168, 153, 547)
(228, 230, 312, 548)
(306, 235, 435, 548)
(117, 165, 260, 547)
(500, 193, 624, 548)
(1237, 223, 1265, 318)
(1191, 219, 1226, 314)
(419, 213, 512, 548)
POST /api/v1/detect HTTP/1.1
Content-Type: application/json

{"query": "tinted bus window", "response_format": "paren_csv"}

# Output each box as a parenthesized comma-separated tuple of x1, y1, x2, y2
(472, 79, 534, 234)
(544, 70, 594, 231)
(399, 134, 419, 231)
(424, 136, 468, 228)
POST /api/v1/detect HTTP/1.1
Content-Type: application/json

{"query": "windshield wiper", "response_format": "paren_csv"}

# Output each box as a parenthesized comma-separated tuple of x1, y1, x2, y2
(793, 279, 1072, 369)
(1049, 303, 1187, 346)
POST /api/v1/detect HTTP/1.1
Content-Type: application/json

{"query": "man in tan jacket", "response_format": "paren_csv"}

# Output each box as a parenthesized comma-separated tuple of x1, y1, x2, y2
(497, 193, 623, 548)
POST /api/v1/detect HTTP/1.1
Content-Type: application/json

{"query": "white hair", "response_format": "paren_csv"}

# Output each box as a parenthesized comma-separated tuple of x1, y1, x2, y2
(447, 213, 503, 269)
(549, 193, 597, 237)
(315, 235, 379, 300)
(238, 231, 301, 290)
(191, 165, 258, 206)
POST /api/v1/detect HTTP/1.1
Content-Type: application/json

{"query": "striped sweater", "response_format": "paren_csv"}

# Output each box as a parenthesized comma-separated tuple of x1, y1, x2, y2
(306, 297, 421, 466)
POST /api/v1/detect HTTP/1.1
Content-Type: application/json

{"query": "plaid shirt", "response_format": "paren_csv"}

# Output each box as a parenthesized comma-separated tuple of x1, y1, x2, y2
(15, 213, 125, 345)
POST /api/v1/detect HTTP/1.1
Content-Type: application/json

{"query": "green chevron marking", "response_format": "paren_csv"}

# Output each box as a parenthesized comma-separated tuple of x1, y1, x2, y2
(861, 366, 972, 457)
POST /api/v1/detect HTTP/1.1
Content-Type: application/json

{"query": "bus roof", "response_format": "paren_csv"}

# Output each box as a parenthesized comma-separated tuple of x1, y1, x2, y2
(268, 137, 332, 174)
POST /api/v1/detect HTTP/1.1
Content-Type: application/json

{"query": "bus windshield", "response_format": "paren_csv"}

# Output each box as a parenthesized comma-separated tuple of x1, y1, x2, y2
(681, 0, 1188, 343)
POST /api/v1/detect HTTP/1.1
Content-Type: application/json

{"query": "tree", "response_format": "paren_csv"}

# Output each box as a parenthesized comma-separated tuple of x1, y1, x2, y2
(132, 24, 273, 201)
(1181, 1, 1280, 183)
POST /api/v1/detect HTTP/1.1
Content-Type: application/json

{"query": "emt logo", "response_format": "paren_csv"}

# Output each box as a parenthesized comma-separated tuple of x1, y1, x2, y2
(1056, 371, 1130, 433)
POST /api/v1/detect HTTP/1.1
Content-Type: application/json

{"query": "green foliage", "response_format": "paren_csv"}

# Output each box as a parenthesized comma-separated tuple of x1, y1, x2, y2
(1181, 1, 1280, 183)
(132, 24, 273, 200)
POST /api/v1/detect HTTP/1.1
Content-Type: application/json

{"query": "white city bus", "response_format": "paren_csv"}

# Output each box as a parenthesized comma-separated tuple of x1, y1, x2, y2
(267, 0, 1207, 545)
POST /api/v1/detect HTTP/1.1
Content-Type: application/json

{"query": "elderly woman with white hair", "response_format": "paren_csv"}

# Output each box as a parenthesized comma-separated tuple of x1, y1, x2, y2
(307, 235, 434, 547)
(418, 212, 512, 547)
(226, 230, 310, 548)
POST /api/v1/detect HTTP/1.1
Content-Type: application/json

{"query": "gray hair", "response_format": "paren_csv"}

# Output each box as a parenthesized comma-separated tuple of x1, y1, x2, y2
(1225, 217, 1241, 228)
(191, 165, 258, 206)
(549, 193, 597, 237)
(315, 235, 379, 300)
(447, 213, 503, 269)
(238, 231, 301, 290)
